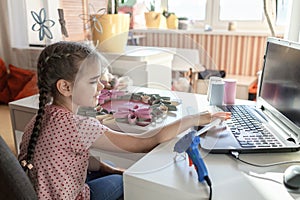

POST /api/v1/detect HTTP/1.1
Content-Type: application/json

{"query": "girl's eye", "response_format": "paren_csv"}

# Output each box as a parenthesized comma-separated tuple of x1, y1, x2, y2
(90, 81, 98, 84)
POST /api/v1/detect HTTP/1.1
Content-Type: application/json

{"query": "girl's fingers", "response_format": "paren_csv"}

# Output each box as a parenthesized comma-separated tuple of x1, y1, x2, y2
(212, 112, 231, 120)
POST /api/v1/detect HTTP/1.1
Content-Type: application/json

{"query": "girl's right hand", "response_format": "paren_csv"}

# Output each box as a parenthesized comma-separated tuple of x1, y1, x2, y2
(193, 111, 231, 127)
(212, 111, 231, 121)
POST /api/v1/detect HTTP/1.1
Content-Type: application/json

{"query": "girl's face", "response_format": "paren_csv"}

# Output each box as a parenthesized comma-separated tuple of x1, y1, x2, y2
(72, 57, 104, 108)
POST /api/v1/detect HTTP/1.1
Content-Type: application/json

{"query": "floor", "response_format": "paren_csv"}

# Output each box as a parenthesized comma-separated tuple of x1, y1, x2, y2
(0, 105, 16, 155)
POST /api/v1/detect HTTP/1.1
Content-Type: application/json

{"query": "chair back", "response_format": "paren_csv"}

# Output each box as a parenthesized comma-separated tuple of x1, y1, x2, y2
(0, 135, 37, 200)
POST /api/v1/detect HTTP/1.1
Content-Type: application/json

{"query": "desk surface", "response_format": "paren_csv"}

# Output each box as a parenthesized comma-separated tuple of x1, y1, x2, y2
(9, 88, 300, 200)
(124, 134, 300, 200)
(121, 89, 299, 200)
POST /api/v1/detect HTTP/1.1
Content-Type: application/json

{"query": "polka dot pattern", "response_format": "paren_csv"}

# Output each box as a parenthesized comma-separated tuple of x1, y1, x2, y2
(18, 105, 108, 199)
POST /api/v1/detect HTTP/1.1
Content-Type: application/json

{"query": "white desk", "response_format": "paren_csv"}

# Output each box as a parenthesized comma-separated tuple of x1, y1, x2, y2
(8, 89, 300, 200)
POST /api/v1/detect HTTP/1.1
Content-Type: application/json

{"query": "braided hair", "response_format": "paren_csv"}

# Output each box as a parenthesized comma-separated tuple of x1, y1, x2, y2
(21, 41, 99, 171)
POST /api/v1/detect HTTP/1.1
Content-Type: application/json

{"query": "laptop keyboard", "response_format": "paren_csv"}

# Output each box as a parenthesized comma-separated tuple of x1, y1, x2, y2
(222, 105, 283, 148)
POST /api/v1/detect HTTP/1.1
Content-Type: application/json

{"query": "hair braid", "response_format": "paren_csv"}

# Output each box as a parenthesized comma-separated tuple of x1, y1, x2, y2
(23, 90, 48, 171)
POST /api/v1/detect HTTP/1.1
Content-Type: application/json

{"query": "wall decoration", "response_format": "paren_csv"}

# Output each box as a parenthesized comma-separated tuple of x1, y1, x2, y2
(79, 4, 106, 34)
(57, 9, 68, 37)
(31, 8, 55, 41)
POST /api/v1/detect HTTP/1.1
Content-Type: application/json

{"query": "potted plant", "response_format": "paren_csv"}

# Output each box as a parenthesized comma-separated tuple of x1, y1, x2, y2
(91, 0, 130, 53)
(144, 0, 161, 28)
(162, 10, 178, 29)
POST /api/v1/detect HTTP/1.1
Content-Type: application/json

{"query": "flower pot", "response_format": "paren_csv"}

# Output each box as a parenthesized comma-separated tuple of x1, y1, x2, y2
(144, 12, 161, 28)
(166, 14, 178, 29)
(91, 14, 130, 53)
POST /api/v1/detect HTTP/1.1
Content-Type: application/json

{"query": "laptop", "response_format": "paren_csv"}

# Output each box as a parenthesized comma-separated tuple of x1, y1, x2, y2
(200, 37, 300, 153)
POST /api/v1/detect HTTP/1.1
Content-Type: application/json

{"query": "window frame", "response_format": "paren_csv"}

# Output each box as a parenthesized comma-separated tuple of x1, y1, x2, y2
(210, 0, 285, 32)
(9, 0, 287, 48)
(166, 0, 286, 33)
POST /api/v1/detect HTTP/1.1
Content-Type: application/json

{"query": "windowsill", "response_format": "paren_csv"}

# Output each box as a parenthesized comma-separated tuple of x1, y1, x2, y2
(12, 46, 45, 52)
(130, 28, 284, 37)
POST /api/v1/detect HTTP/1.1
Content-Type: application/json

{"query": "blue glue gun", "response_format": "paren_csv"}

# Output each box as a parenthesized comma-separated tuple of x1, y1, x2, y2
(174, 130, 208, 182)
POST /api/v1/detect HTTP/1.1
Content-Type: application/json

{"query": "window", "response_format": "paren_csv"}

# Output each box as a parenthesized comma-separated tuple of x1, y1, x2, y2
(9, 0, 291, 47)
(276, 0, 289, 26)
(219, 0, 263, 21)
(167, 0, 290, 32)
(167, 0, 207, 20)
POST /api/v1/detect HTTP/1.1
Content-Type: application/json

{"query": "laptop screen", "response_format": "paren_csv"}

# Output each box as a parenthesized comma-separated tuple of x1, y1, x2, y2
(259, 37, 300, 131)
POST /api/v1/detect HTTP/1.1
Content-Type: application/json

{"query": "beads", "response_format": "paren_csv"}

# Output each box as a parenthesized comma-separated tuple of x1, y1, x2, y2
(20, 160, 34, 170)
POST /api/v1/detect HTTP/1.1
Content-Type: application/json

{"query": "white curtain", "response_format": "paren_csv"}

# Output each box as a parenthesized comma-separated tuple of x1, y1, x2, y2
(0, 0, 14, 67)
(0, 0, 41, 70)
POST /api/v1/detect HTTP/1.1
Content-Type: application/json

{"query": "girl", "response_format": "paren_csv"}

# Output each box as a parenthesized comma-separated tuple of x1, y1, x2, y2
(18, 41, 229, 200)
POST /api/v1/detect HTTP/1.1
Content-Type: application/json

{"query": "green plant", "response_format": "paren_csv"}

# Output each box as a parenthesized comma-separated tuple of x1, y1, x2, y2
(150, 0, 155, 11)
(162, 10, 175, 18)
(144, 0, 155, 12)
(107, 0, 125, 14)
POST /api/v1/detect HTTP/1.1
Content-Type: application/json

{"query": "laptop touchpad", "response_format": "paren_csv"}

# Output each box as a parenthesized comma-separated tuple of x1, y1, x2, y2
(200, 126, 240, 151)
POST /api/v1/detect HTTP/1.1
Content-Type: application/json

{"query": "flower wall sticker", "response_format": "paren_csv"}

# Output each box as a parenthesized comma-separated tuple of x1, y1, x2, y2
(31, 8, 55, 41)
(79, 4, 106, 34)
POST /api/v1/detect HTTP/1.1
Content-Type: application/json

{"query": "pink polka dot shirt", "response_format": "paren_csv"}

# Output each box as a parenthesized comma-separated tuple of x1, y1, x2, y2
(18, 105, 108, 200)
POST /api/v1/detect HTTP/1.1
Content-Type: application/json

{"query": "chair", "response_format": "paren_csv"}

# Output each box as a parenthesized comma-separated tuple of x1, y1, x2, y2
(171, 48, 205, 92)
(0, 135, 37, 200)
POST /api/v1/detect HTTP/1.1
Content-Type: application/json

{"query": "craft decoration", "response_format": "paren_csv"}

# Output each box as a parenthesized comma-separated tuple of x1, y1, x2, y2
(31, 8, 55, 41)
(58, 9, 69, 37)
(114, 105, 152, 126)
(96, 90, 179, 127)
(98, 89, 126, 105)
(79, 3, 106, 34)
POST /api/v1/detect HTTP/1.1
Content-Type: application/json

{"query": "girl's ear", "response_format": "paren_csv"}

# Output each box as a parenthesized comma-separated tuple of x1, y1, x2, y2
(56, 79, 72, 97)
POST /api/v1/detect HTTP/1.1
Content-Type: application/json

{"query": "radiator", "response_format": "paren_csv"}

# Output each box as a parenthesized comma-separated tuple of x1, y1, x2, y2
(132, 31, 269, 77)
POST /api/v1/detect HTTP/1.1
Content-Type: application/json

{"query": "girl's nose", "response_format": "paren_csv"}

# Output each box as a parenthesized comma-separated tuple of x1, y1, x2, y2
(97, 79, 104, 91)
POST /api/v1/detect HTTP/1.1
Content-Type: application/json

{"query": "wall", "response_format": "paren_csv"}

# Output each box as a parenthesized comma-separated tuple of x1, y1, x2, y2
(131, 29, 276, 77)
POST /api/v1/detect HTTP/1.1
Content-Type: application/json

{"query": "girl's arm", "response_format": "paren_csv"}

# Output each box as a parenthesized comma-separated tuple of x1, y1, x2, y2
(92, 112, 230, 153)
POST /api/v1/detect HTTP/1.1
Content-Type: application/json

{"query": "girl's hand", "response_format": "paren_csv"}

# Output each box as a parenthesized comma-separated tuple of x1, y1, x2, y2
(194, 111, 231, 126)
(212, 111, 231, 121)
(113, 167, 125, 175)
(99, 161, 126, 176)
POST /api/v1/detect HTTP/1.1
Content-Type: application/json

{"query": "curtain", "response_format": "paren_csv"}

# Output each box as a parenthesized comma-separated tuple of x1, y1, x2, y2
(0, 0, 14, 67)
(62, 0, 107, 41)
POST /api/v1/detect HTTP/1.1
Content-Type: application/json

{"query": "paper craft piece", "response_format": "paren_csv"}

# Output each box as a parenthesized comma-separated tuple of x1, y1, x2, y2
(79, 3, 106, 33)
(31, 8, 55, 41)
(96, 90, 179, 127)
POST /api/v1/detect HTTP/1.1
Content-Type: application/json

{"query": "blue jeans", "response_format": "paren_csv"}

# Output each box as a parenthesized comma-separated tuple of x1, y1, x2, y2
(86, 169, 123, 200)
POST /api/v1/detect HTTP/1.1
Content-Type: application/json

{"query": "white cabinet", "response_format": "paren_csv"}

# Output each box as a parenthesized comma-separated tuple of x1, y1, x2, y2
(102, 46, 174, 90)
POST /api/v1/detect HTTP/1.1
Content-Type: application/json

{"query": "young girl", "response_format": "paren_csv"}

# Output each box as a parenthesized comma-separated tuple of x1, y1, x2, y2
(18, 41, 229, 200)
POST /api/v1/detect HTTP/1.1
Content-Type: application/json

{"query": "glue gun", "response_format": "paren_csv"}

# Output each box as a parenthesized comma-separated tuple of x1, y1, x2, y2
(174, 130, 208, 182)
